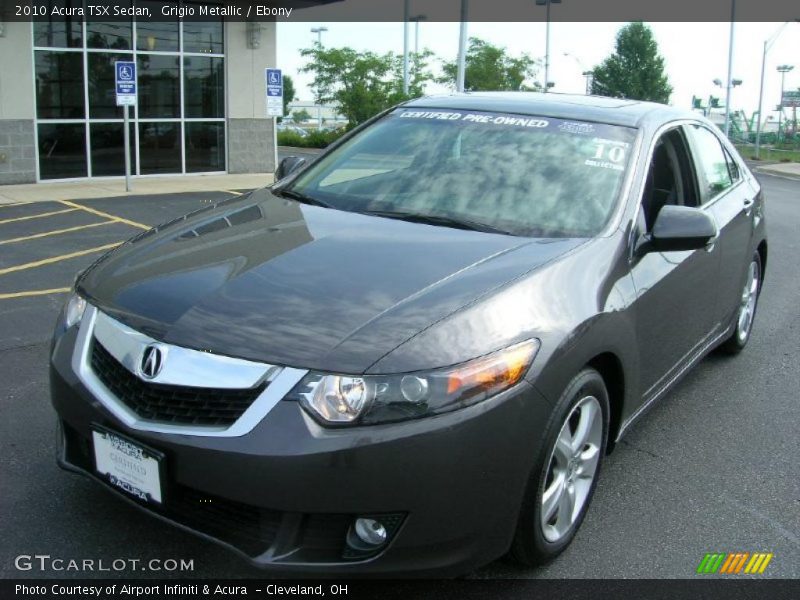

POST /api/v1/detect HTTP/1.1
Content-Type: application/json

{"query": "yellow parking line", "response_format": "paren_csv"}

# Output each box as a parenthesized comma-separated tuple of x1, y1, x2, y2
(0, 241, 122, 276)
(0, 201, 34, 208)
(0, 221, 116, 246)
(0, 287, 71, 300)
(0, 208, 77, 225)
(222, 190, 243, 196)
(59, 200, 150, 231)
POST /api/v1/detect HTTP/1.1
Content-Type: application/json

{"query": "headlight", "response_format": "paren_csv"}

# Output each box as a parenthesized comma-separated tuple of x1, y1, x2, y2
(287, 340, 539, 426)
(63, 292, 87, 329)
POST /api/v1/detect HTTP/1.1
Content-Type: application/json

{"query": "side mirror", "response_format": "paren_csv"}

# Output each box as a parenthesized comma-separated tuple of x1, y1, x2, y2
(637, 205, 717, 254)
(275, 156, 307, 181)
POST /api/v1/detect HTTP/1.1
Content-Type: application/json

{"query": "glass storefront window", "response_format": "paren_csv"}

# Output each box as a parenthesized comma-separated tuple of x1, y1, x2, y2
(137, 55, 180, 119)
(90, 123, 136, 176)
(33, 4, 82, 48)
(35, 11, 227, 179)
(136, 2, 179, 52)
(139, 122, 182, 174)
(86, 21, 133, 50)
(184, 57, 224, 118)
(185, 122, 225, 172)
(88, 53, 128, 119)
(35, 51, 85, 119)
(38, 123, 87, 179)
(183, 8, 224, 54)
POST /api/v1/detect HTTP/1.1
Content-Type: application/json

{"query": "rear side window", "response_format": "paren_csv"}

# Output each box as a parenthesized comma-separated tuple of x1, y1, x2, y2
(686, 124, 734, 202)
(724, 147, 741, 183)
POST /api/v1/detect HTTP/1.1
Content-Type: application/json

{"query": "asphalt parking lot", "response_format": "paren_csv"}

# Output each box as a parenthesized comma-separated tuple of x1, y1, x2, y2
(0, 175, 798, 579)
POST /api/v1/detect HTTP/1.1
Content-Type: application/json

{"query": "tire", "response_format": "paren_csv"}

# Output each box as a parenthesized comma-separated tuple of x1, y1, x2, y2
(509, 368, 609, 566)
(720, 251, 762, 355)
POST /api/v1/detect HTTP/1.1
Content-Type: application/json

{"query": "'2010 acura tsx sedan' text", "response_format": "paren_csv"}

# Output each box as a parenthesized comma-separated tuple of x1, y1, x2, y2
(50, 93, 767, 576)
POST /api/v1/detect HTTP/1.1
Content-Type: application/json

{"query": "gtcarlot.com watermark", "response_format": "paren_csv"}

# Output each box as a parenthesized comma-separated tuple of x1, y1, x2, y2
(14, 554, 194, 573)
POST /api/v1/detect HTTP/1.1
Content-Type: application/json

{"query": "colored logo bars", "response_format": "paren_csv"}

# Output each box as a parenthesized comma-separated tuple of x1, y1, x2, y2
(696, 552, 774, 575)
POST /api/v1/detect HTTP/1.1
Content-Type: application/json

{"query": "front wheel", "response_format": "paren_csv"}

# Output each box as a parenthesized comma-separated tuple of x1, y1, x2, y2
(720, 251, 762, 354)
(509, 368, 609, 566)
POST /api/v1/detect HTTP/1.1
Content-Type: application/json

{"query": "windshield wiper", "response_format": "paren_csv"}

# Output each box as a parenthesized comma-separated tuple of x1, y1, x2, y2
(274, 188, 333, 208)
(361, 210, 514, 235)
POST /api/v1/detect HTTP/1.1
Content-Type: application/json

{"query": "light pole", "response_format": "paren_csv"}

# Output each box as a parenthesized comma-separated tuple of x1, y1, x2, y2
(755, 22, 795, 159)
(723, 0, 736, 138)
(776, 64, 794, 140)
(410, 15, 426, 58)
(402, 0, 410, 95)
(714, 77, 742, 127)
(456, 0, 468, 92)
(310, 26, 328, 130)
(536, 0, 561, 93)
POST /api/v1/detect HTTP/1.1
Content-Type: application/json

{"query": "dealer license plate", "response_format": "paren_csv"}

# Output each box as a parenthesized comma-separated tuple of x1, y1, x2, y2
(92, 427, 164, 505)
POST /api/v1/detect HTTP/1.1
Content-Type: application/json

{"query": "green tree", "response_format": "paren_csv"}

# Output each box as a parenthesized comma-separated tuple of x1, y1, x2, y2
(439, 38, 540, 91)
(300, 45, 434, 127)
(282, 74, 297, 119)
(291, 108, 312, 123)
(590, 22, 673, 103)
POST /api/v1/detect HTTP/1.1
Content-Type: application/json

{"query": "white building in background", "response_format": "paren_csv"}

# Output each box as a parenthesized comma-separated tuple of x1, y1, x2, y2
(0, 11, 292, 184)
(287, 100, 346, 125)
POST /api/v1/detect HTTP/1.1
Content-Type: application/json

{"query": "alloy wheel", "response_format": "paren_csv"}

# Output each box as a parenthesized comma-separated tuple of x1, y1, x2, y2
(540, 395, 603, 543)
(736, 259, 760, 344)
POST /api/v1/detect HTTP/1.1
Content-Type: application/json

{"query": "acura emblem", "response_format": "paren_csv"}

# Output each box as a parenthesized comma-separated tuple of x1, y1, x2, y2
(140, 345, 164, 379)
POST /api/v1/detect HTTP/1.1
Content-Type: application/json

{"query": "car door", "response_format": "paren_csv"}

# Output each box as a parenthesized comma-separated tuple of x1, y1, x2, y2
(684, 123, 757, 328)
(629, 126, 721, 399)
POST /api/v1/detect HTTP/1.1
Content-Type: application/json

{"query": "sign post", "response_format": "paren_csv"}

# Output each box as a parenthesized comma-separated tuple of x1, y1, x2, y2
(266, 68, 283, 175)
(115, 61, 137, 192)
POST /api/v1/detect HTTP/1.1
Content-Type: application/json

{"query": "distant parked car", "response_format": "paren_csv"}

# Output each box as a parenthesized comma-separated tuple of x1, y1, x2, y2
(277, 123, 309, 137)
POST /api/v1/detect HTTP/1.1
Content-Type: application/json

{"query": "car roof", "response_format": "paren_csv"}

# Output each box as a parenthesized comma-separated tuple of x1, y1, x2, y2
(403, 92, 694, 129)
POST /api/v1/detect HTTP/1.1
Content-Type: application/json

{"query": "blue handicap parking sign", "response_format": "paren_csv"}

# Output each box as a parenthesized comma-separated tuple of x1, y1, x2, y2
(266, 68, 283, 97)
(115, 61, 137, 105)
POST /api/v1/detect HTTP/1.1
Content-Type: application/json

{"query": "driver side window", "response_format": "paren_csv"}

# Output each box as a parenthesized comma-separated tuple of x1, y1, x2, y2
(640, 128, 698, 231)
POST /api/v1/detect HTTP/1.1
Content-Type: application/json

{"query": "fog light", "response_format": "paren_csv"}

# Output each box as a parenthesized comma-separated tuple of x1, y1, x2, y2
(354, 518, 387, 546)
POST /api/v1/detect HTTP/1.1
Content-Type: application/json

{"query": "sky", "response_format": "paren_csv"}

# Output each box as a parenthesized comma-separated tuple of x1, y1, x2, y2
(277, 21, 800, 119)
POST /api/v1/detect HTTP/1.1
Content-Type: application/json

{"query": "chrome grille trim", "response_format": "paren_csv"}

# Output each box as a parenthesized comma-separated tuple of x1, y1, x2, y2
(72, 305, 308, 437)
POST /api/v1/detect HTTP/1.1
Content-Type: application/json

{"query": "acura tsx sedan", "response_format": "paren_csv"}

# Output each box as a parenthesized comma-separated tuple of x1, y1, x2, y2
(50, 93, 766, 576)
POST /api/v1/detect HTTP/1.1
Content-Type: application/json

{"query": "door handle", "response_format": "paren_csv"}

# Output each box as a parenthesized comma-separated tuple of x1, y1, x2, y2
(743, 198, 754, 214)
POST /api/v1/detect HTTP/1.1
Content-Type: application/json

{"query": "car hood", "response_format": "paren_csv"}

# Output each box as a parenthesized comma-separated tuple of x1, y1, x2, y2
(79, 189, 586, 373)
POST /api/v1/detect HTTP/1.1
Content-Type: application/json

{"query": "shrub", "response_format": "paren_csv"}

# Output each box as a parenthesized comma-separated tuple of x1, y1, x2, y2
(277, 128, 347, 149)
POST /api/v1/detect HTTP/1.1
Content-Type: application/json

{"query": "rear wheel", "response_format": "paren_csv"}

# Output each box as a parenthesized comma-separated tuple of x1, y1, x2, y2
(510, 368, 609, 565)
(720, 251, 761, 354)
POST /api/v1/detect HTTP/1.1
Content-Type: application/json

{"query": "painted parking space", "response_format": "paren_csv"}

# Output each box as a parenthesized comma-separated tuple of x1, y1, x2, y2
(0, 190, 251, 305)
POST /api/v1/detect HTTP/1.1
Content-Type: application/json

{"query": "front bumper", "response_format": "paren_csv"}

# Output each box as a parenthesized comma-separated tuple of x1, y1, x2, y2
(50, 321, 553, 577)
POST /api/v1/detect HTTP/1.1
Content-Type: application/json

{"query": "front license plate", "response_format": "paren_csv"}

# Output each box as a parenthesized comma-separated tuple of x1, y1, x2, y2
(92, 427, 164, 505)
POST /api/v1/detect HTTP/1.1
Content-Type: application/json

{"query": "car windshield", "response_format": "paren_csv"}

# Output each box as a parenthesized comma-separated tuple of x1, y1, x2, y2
(285, 108, 637, 237)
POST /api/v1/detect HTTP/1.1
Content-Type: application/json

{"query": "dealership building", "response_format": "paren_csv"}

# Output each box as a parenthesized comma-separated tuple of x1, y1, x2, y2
(0, 13, 281, 184)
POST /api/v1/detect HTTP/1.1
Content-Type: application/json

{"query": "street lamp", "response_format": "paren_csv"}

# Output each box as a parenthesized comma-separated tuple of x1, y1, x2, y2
(722, 0, 736, 138)
(755, 22, 796, 159)
(776, 64, 795, 139)
(310, 26, 328, 130)
(402, 0, 410, 95)
(535, 0, 561, 93)
(410, 15, 426, 58)
(456, 0, 468, 92)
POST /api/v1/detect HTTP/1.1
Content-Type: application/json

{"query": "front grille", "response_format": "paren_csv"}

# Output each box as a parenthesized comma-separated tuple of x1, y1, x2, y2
(167, 486, 283, 556)
(90, 340, 265, 427)
(60, 421, 399, 562)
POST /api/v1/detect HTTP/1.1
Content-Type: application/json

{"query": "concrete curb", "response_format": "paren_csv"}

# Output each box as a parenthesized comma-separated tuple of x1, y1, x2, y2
(755, 165, 800, 181)
(0, 173, 273, 204)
